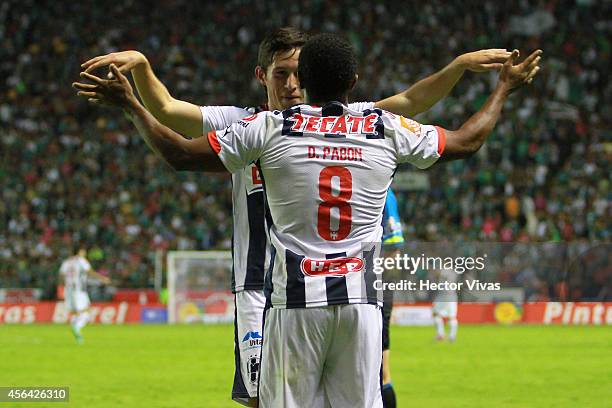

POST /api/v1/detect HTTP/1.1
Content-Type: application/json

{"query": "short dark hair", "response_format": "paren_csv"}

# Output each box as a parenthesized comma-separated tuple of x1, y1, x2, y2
(298, 33, 357, 102)
(257, 27, 308, 69)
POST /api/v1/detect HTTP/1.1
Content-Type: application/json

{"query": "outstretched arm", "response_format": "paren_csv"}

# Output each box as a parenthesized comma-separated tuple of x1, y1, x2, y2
(375, 49, 512, 117)
(87, 269, 112, 285)
(74, 64, 225, 172)
(79, 51, 203, 138)
(439, 49, 542, 161)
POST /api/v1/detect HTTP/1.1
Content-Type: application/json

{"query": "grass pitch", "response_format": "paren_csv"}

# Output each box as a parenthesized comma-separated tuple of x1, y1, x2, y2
(0, 324, 610, 407)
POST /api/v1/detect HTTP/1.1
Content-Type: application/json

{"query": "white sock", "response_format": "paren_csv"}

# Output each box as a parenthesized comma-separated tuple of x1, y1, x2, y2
(434, 316, 445, 338)
(449, 318, 458, 340)
(75, 312, 90, 332)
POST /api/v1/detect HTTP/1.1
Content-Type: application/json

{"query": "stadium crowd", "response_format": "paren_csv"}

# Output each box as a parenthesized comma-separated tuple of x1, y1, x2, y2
(1, 0, 609, 297)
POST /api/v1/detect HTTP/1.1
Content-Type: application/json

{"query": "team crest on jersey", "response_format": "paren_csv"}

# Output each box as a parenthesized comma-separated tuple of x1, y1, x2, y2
(242, 113, 258, 122)
(237, 113, 259, 128)
(300, 257, 364, 277)
(400, 116, 422, 137)
(246, 353, 260, 386)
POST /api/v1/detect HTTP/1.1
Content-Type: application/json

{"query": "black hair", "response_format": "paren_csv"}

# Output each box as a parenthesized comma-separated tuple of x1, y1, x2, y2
(298, 33, 357, 102)
(257, 27, 308, 69)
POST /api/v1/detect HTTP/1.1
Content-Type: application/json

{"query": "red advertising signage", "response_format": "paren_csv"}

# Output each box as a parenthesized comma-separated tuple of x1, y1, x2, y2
(522, 302, 612, 325)
(0, 302, 143, 324)
(392, 302, 612, 326)
(3, 300, 610, 325)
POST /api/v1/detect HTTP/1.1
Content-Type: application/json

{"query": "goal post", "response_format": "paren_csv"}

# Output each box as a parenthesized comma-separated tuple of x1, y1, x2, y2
(167, 250, 234, 324)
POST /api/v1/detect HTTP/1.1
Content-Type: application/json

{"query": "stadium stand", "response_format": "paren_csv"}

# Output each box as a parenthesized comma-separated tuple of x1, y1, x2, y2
(1, 0, 609, 298)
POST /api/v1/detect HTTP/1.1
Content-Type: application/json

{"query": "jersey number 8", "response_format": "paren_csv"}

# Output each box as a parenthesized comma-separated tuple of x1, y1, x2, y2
(317, 166, 352, 241)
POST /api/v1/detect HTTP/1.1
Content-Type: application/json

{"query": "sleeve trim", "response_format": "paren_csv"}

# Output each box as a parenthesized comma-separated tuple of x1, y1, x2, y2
(207, 131, 221, 154)
(435, 126, 446, 156)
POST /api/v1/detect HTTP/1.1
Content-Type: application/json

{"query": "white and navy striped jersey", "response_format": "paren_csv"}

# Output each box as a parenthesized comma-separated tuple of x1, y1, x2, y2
(208, 102, 445, 308)
(200, 102, 375, 292)
(59, 256, 91, 292)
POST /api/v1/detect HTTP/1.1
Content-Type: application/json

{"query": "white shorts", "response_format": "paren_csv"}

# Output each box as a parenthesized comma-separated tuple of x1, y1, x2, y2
(65, 290, 90, 313)
(232, 290, 266, 403)
(259, 304, 383, 408)
(432, 301, 457, 319)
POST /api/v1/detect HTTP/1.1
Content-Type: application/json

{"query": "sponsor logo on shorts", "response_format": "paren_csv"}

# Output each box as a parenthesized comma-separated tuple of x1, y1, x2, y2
(300, 257, 364, 277)
(242, 331, 262, 349)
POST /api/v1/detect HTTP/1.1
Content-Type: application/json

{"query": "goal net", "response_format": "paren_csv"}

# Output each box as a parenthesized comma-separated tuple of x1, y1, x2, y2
(167, 250, 234, 324)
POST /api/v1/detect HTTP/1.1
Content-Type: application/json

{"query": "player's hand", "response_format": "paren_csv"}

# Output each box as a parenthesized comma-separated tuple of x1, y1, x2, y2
(498, 49, 542, 90)
(81, 50, 147, 78)
(73, 64, 138, 108)
(455, 49, 513, 72)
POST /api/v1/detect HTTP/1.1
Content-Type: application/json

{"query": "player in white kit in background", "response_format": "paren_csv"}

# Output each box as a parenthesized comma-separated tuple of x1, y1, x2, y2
(432, 268, 459, 342)
(78, 30, 541, 406)
(75, 27, 515, 407)
(58, 248, 110, 343)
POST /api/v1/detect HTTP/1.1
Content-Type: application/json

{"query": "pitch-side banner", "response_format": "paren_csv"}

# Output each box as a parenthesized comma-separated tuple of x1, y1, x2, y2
(392, 302, 612, 325)
(0, 302, 158, 324)
(171, 290, 234, 324)
(523, 302, 612, 325)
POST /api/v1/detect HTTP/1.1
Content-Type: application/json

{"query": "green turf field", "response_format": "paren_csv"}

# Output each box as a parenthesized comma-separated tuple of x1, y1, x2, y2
(0, 324, 610, 407)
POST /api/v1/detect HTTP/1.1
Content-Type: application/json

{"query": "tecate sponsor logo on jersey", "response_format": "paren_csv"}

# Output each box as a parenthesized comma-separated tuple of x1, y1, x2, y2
(300, 257, 364, 277)
(289, 113, 379, 135)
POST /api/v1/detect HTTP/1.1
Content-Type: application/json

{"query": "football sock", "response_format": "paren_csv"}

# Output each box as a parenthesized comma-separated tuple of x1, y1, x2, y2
(75, 311, 90, 332)
(382, 383, 396, 408)
(434, 316, 445, 338)
(449, 318, 458, 340)
(70, 315, 78, 328)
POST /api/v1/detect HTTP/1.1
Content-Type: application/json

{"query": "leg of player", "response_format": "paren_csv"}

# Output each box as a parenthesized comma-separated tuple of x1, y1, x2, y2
(70, 290, 91, 344)
(323, 304, 383, 408)
(382, 350, 396, 408)
(381, 290, 396, 408)
(65, 288, 85, 344)
(72, 309, 90, 344)
(433, 312, 446, 341)
(449, 318, 458, 342)
(69, 312, 81, 342)
(232, 290, 266, 407)
(448, 301, 458, 342)
(259, 307, 334, 408)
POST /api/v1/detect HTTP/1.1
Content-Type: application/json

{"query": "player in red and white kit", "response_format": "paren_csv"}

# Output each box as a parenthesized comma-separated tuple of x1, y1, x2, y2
(79, 32, 540, 406)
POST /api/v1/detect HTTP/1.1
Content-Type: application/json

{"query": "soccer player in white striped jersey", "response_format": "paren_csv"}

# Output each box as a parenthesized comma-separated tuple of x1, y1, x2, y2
(82, 32, 540, 406)
(75, 27, 514, 407)
(58, 248, 110, 343)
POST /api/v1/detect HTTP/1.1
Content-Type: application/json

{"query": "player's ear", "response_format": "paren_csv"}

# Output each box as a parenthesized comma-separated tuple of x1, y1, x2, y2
(349, 74, 358, 91)
(255, 66, 267, 88)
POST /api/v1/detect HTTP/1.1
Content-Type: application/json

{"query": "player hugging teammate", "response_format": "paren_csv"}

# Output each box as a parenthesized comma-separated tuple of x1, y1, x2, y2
(75, 26, 541, 407)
